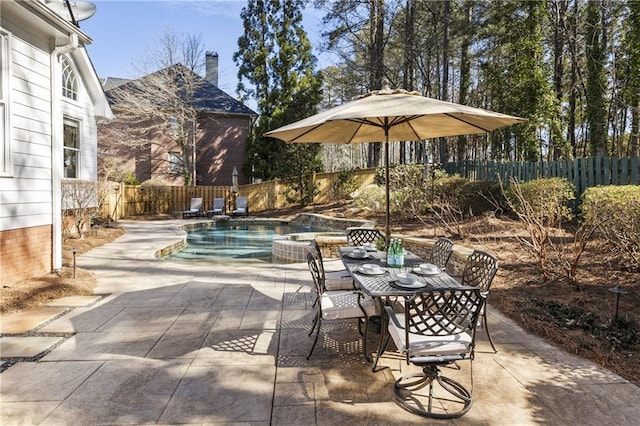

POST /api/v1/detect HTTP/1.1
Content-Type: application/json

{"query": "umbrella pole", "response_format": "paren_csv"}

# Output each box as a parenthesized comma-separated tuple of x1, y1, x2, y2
(385, 128, 390, 247)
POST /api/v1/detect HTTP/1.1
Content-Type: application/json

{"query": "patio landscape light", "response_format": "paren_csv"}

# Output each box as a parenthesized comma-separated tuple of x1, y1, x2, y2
(232, 166, 239, 195)
(72, 247, 79, 278)
(609, 285, 627, 323)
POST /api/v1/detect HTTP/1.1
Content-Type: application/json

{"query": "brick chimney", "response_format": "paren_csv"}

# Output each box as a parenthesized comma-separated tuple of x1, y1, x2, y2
(205, 51, 218, 87)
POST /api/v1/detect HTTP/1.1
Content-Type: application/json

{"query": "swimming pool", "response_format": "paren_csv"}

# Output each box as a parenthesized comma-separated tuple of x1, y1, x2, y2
(166, 221, 332, 262)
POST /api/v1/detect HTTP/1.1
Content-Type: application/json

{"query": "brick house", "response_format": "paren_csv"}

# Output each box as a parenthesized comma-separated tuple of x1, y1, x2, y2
(99, 52, 257, 187)
(0, 0, 112, 285)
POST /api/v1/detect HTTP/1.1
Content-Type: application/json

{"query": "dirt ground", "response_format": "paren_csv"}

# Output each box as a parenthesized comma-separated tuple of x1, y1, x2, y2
(0, 227, 125, 315)
(1, 204, 638, 385)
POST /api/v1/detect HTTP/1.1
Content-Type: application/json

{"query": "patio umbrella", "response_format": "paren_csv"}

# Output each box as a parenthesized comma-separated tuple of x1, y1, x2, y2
(264, 85, 525, 242)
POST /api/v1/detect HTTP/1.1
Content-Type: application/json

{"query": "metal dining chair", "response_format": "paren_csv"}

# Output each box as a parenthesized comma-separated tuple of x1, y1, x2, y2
(375, 287, 485, 418)
(461, 250, 499, 352)
(306, 251, 376, 361)
(428, 237, 454, 270)
(310, 240, 354, 291)
(346, 228, 385, 247)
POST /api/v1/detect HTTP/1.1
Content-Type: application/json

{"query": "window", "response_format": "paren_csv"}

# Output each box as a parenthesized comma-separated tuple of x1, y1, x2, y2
(61, 55, 78, 100)
(63, 119, 80, 178)
(1, 30, 10, 176)
(168, 151, 181, 174)
(168, 116, 178, 133)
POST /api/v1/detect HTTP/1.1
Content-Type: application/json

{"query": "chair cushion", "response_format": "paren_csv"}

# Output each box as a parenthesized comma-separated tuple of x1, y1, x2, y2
(321, 291, 376, 320)
(324, 272, 354, 291)
(388, 313, 472, 356)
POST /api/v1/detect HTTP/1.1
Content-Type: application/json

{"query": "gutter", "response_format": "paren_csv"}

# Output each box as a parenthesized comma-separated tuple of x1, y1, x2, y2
(19, 0, 92, 45)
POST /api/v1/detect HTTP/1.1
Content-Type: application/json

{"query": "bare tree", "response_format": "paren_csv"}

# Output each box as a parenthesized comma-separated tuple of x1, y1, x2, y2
(99, 27, 208, 185)
(100, 64, 204, 185)
(61, 179, 99, 238)
(136, 26, 206, 74)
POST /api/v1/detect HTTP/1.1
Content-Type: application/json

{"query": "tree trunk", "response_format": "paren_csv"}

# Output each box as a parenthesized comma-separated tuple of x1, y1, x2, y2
(438, 0, 450, 164)
(367, 0, 385, 168)
(568, 0, 578, 157)
(552, 0, 568, 159)
(457, 0, 472, 162)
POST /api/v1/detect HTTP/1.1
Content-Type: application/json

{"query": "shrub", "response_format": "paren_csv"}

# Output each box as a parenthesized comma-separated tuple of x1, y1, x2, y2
(139, 180, 170, 214)
(505, 177, 575, 226)
(375, 163, 426, 192)
(433, 175, 504, 216)
(352, 184, 386, 212)
(61, 179, 99, 238)
(329, 170, 359, 201)
(282, 173, 318, 206)
(582, 185, 640, 269)
(124, 172, 139, 185)
(379, 163, 444, 218)
(502, 178, 590, 281)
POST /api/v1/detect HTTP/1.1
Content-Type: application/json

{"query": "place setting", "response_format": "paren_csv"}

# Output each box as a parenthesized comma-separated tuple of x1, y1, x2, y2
(412, 263, 442, 276)
(389, 272, 427, 290)
(356, 263, 387, 275)
(345, 247, 374, 260)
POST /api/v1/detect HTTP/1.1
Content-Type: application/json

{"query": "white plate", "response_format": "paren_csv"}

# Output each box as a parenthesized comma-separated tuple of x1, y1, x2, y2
(394, 280, 425, 289)
(413, 267, 440, 275)
(347, 252, 370, 260)
(358, 266, 386, 275)
(362, 243, 377, 251)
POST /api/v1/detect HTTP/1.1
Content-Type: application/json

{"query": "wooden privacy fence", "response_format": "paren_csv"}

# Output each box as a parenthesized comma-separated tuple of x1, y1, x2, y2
(443, 156, 640, 195)
(240, 168, 377, 210)
(101, 168, 378, 220)
(101, 183, 233, 219)
(101, 157, 639, 220)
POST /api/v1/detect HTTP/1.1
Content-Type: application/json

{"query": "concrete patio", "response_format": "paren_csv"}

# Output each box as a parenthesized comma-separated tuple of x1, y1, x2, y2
(1, 220, 639, 425)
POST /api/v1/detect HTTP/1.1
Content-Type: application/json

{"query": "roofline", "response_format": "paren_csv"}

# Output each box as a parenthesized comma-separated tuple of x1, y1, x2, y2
(198, 110, 258, 120)
(19, 0, 93, 45)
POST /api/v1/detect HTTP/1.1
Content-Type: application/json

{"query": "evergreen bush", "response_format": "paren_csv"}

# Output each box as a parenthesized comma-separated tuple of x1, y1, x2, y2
(582, 185, 640, 269)
(139, 180, 170, 214)
(505, 177, 575, 226)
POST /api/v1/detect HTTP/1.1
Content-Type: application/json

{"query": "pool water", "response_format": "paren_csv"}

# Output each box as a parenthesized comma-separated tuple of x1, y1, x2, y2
(167, 222, 328, 261)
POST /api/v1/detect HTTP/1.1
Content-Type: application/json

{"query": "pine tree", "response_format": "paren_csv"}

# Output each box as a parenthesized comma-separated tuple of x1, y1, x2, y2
(234, 0, 323, 204)
(624, 0, 640, 156)
(585, 0, 609, 156)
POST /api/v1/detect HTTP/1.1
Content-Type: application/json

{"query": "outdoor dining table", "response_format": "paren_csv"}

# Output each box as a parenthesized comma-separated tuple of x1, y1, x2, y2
(338, 246, 462, 298)
(338, 245, 464, 368)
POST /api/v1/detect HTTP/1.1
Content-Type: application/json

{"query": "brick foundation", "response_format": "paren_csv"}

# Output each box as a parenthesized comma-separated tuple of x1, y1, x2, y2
(0, 225, 52, 286)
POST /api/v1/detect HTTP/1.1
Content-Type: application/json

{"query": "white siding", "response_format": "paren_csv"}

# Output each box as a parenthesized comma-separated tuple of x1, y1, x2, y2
(0, 35, 52, 232)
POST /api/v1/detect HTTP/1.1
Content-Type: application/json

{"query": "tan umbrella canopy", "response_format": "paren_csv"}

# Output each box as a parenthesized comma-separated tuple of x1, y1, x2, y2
(265, 86, 525, 242)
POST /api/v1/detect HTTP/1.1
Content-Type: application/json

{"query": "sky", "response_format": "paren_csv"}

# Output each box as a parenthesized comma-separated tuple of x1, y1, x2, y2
(78, 0, 328, 98)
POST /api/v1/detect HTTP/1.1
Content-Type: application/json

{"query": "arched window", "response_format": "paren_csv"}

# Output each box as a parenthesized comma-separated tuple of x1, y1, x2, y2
(61, 56, 78, 100)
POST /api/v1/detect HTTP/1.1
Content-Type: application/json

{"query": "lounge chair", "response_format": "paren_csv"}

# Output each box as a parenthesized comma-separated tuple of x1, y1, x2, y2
(182, 197, 203, 219)
(231, 196, 248, 217)
(207, 197, 226, 217)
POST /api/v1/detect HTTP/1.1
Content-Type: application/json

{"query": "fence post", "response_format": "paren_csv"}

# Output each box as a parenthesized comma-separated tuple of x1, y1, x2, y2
(631, 156, 639, 184)
(621, 157, 629, 184)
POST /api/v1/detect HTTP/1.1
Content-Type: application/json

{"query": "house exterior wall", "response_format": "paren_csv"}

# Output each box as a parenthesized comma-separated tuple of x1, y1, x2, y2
(0, 225, 52, 286)
(197, 115, 251, 186)
(149, 133, 186, 185)
(0, 3, 104, 286)
(0, 23, 55, 285)
(100, 114, 251, 187)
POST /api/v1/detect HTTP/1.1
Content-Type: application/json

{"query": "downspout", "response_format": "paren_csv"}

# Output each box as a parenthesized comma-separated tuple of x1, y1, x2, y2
(51, 33, 79, 271)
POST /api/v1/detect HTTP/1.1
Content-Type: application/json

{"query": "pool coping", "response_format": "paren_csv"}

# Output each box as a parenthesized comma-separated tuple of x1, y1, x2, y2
(156, 213, 378, 263)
